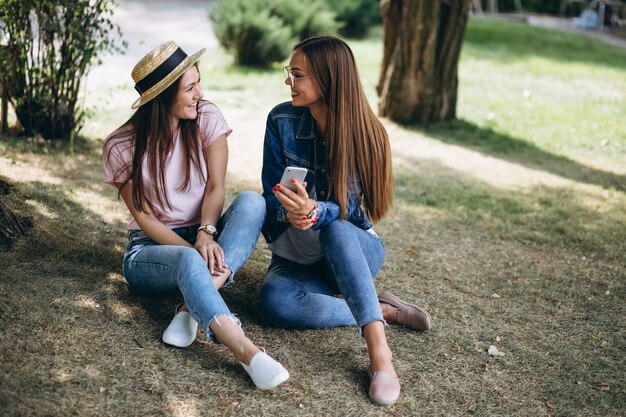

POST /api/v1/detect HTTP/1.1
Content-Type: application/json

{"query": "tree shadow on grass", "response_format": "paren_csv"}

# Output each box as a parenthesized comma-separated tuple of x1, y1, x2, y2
(414, 118, 626, 192)
(0, 178, 135, 411)
(0, 175, 290, 414)
(0, 138, 313, 414)
(0, 158, 266, 415)
(0, 135, 177, 331)
(391, 153, 626, 261)
(383, 158, 625, 416)
(2, 139, 623, 415)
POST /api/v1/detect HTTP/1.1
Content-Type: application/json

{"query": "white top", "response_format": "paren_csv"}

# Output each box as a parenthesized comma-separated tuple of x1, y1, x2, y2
(269, 226, 324, 265)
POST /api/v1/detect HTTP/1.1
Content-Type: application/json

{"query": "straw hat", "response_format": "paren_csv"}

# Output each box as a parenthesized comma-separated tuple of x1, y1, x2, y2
(131, 41, 205, 109)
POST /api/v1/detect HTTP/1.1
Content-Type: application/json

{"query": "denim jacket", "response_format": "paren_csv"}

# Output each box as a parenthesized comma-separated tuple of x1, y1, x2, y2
(262, 102, 373, 243)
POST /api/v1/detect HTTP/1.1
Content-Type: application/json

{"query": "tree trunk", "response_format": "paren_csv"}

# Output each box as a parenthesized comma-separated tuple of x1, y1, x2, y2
(1, 85, 7, 134)
(378, 0, 470, 125)
(0, 45, 8, 134)
(488, 0, 498, 14)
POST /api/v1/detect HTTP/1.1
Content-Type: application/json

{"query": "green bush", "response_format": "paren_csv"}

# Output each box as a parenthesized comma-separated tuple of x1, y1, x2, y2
(210, 0, 293, 68)
(270, 0, 338, 41)
(324, 0, 380, 38)
(0, 0, 125, 140)
(210, 0, 338, 68)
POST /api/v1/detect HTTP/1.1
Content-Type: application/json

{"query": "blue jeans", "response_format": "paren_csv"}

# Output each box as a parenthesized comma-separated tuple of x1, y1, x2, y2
(260, 220, 385, 329)
(123, 191, 265, 342)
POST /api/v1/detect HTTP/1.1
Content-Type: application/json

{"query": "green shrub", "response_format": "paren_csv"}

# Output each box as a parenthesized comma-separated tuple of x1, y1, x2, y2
(210, 0, 338, 68)
(0, 0, 125, 140)
(210, 1, 293, 68)
(270, 0, 338, 41)
(324, 0, 380, 38)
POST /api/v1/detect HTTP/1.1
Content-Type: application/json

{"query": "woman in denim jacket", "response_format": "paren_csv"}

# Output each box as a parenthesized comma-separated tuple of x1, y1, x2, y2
(103, 42, 288, 390)
(260, 35, 432, 405)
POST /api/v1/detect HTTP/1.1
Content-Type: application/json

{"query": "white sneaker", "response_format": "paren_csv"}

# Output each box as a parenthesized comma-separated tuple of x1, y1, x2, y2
(240, 351, 289, 390)
(162, 306, 198, 348)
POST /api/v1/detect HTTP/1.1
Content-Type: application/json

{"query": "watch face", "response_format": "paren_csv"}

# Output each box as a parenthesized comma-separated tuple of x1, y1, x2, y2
(200, 225, 217, 234)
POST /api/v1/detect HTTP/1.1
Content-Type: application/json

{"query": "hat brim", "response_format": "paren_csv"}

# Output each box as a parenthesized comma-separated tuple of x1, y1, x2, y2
(131, 48, 206, 109)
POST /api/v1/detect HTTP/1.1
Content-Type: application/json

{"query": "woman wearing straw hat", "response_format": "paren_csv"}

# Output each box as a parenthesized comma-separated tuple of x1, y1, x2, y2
(103, 41, 289, 390)
(260, 35, 432, 405)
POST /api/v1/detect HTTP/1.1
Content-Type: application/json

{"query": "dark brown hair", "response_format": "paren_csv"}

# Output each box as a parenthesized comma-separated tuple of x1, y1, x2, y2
(104, 65, 204, 212)
(294, 36, 393, 223)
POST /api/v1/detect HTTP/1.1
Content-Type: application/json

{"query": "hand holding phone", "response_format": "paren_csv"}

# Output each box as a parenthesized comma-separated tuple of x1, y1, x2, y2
(278, 166, 308, 192)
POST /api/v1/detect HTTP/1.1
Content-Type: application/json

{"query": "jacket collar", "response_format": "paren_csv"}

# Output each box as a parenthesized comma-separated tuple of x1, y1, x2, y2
(296, 107, 316, 140)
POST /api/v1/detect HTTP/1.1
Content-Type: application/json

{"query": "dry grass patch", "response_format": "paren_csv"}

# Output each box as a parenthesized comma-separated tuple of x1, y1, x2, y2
(1, 135, 624, 416)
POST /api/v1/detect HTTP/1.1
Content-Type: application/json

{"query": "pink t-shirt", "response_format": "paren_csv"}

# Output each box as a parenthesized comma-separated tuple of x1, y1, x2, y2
(103, 101, 232, 230)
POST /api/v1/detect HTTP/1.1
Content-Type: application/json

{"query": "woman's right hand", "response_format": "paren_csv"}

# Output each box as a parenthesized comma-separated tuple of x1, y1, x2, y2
(286, 210, 316, 231)
(273, 180, 317, 230)
(194, 232, 228, 275)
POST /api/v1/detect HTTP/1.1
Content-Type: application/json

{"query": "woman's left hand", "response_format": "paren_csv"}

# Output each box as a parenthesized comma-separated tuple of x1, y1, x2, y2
(194, 232, 228, 275)
(273, 180, 316, 231)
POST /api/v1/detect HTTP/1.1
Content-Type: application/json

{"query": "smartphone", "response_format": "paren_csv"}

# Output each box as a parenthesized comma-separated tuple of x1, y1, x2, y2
(279, 166, 308, 191)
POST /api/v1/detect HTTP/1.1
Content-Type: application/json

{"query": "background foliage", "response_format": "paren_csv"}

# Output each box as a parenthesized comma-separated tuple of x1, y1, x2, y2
(323, 0, 381, 38)
(210, 0, 338, 68)
(210, 0, 385, 67)
(0, 0, 125, 140)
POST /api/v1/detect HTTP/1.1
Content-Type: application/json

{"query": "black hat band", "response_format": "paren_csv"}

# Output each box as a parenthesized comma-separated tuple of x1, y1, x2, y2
(134, 47, 188, 94)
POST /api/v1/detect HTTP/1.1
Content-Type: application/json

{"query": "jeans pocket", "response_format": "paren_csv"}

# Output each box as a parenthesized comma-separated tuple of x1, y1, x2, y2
(125, 231, 154, 259)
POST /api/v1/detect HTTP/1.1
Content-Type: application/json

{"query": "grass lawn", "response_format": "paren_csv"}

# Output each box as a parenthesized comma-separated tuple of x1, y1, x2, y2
(1, 17, 625, 416)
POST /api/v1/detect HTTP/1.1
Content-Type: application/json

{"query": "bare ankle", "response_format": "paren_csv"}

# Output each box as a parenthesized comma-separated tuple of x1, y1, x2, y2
(233, 339, 261, 364)
(369, 347, 395, 376)
(210, 317, 261, 364)
(363, 321, 395, 375)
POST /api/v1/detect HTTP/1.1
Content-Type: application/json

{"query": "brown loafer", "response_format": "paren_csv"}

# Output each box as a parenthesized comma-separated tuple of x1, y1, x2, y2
(378, 291, 432, 331)
(368, 365, 400, 406)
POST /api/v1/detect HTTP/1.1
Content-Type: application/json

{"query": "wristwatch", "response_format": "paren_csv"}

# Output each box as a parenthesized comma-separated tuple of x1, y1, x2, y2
(306, 200, 320, 220)
(198, 224, 218, 235)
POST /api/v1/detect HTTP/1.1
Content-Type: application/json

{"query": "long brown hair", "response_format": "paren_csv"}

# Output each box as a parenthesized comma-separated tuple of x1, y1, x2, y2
(105, 66, 205, 212)
(295, 36, 393, 223)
